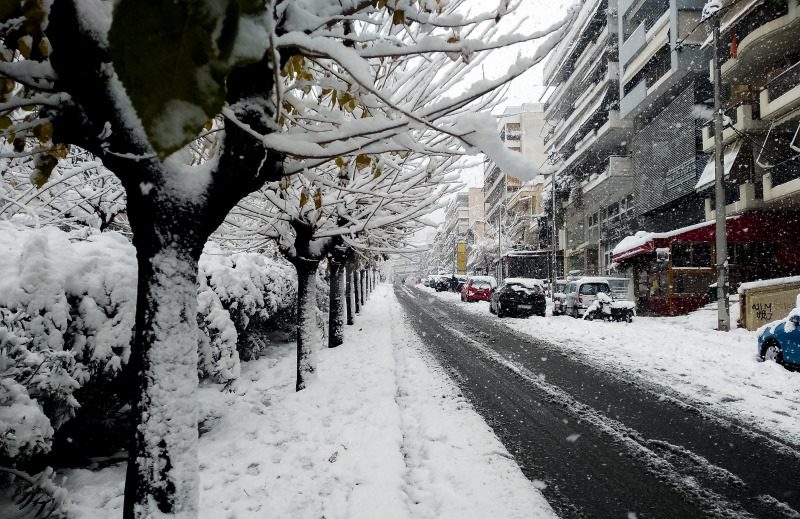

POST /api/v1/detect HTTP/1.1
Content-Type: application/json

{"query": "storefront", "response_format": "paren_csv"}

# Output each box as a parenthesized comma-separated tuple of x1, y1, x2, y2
(611, 211, 800, 316)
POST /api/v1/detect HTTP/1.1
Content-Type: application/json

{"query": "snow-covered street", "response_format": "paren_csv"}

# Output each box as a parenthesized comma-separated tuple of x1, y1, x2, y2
(62, 285, 555, 518)
(398, 284, 800, 517)
(420, 285, 800, 446)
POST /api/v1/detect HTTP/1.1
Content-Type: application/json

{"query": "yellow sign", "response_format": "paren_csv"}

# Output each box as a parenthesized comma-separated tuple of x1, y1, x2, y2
(456, 242, 467, 274)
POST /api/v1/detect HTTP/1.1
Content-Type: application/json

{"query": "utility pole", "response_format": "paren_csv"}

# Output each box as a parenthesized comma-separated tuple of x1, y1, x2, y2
(551, 168, 557, 290)
(706, 0, 731, 331)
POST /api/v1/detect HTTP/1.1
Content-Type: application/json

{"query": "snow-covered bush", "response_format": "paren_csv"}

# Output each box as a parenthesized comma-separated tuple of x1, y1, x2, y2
(0, 223, 298, 469)
(200, 242, 297, 360)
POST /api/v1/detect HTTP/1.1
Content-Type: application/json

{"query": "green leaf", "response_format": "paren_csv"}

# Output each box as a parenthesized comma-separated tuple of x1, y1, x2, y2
(108, 0, 262, 159)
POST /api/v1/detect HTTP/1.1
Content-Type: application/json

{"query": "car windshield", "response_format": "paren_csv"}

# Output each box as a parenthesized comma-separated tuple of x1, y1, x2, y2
(579, 283, 609, 295)
(473, 281, 491, 289)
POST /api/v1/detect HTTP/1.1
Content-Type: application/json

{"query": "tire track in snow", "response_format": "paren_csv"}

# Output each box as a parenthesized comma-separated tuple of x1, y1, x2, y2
(397, 287, 800, 518)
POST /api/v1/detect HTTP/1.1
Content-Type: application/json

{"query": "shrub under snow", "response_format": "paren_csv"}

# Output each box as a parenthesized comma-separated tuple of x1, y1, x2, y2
(0, 222, 297, 467)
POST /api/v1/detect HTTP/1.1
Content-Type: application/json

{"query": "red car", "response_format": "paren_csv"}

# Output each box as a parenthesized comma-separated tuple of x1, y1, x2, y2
(460, 276, 496, 302)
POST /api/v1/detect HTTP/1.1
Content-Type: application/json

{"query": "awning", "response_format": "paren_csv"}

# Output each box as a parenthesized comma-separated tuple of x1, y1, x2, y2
(611, 211, 800, 263)
(694, 140, 742, 191)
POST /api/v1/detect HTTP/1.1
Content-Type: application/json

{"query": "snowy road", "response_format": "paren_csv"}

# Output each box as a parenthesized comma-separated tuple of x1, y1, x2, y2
(396, 285, 800, 519)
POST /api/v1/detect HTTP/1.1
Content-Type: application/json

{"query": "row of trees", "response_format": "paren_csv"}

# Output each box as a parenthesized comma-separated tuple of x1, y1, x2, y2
(0, 0, 577, 516)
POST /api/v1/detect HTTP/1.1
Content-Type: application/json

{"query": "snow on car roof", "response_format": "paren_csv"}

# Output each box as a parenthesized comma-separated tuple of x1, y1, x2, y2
(503, 277, 543, 288)
(468, 275, 497, 285)
(574, 277, 610, 284)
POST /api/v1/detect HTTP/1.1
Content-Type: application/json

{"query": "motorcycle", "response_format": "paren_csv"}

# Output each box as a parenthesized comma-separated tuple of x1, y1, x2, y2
(582, 292, 635, 323)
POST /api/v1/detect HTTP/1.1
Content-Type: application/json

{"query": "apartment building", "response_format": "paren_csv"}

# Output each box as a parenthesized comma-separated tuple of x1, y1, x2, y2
(610, 0, 800, 315)
(484, 104, 547, 229)
(543, 0, 634, 275)
(430, 192, 470, 274)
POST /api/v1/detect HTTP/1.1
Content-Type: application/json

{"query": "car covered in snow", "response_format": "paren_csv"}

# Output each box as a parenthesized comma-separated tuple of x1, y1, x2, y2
(460, 275, 497, 302)
(758, 308, 800, 369)
(489, 277, 546, 317)
(563, 277, 612, 318)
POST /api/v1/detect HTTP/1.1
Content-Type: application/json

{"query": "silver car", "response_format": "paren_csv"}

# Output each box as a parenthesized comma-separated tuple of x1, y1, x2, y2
(564, 277, 612, 318)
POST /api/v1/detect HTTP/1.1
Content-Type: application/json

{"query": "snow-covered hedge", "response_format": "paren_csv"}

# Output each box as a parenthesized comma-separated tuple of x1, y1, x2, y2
(199, 242, 297, 360)
(0, 222, 296, 465)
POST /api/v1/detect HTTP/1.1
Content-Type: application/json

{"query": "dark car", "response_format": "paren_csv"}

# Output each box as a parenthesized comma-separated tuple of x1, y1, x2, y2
(490, 278, 546, 317)
(434, 276, 450, 292)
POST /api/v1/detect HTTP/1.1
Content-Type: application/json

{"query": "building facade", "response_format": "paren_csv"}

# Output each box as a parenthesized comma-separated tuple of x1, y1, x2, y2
(543, 0, 634, 276)
(610, 0, 800, 315)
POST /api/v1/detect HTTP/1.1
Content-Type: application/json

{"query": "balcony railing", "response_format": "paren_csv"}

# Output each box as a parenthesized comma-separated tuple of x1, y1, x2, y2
(767, 59, 800, 103)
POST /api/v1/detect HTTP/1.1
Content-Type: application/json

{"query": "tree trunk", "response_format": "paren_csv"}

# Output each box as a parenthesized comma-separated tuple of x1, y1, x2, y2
(124, 226, 205, 518)
(328, 261, 345, 348)
(354, 266, 361, 314)
(360, 270, 366, 306)
(295, 259, 321, 391)
(345, 263, 355, 325)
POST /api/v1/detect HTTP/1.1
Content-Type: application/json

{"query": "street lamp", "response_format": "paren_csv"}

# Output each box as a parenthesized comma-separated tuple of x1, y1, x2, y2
(703, 0, 731, 331)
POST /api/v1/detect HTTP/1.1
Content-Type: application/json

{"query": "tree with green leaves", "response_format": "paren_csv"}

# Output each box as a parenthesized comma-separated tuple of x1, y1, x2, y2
(0, 0, 576, 515)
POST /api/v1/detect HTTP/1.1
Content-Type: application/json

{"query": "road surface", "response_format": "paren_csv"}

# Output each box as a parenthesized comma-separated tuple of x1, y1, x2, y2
(395, 285, 800, 519)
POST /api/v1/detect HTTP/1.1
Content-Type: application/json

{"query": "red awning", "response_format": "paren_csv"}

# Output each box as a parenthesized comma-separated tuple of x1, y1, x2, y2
(611, 211, 800, 263)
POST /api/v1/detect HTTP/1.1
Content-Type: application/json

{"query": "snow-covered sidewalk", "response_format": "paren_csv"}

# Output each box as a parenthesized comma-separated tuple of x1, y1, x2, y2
(64, 285, 555, 518)
(420, 286, 800, 445)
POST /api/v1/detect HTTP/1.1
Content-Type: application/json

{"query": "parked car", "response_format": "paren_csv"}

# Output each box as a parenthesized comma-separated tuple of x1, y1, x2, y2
(490, 278, 546, 317)
(551, 279, 569, 316)
(758, 308, 800, 369)
(434, 276, 451, 292)
(564, 277, 612, 318)
(461, 275, 496, 302)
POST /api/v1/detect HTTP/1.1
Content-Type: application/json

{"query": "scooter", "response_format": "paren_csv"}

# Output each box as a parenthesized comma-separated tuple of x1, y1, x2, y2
(583, 292, 635, 323)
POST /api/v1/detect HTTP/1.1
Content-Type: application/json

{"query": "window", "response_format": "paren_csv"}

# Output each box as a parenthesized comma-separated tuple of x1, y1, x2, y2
(588, 212, 599, 229)
(671, 243, 711, 268)
(579, 282, 610, 295)
(673, 272, 713, 294)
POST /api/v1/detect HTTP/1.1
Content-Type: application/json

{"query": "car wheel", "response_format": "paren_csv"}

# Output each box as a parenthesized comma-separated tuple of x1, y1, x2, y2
(624, 310, 633, 323)
(763, 342, 784, 364)
(570, 307, 579, 319)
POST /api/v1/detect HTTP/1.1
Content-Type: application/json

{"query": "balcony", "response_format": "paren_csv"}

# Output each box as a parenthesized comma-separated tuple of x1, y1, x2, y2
(620, 22, 646, 67)
(704, 183, 762, 221)
(621, 11, 670, 84)
(701, 104, 766, 152)
(544, 0, 611, 83)
(763, 166, 800, 204)
(620, 79, 647, 117)
(557, 113, 633, 174)
(719, 1, 798, 85)
(548, 65, 619, 150)
(760, 59, 800, 121)
(544, 30, 613, 122)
